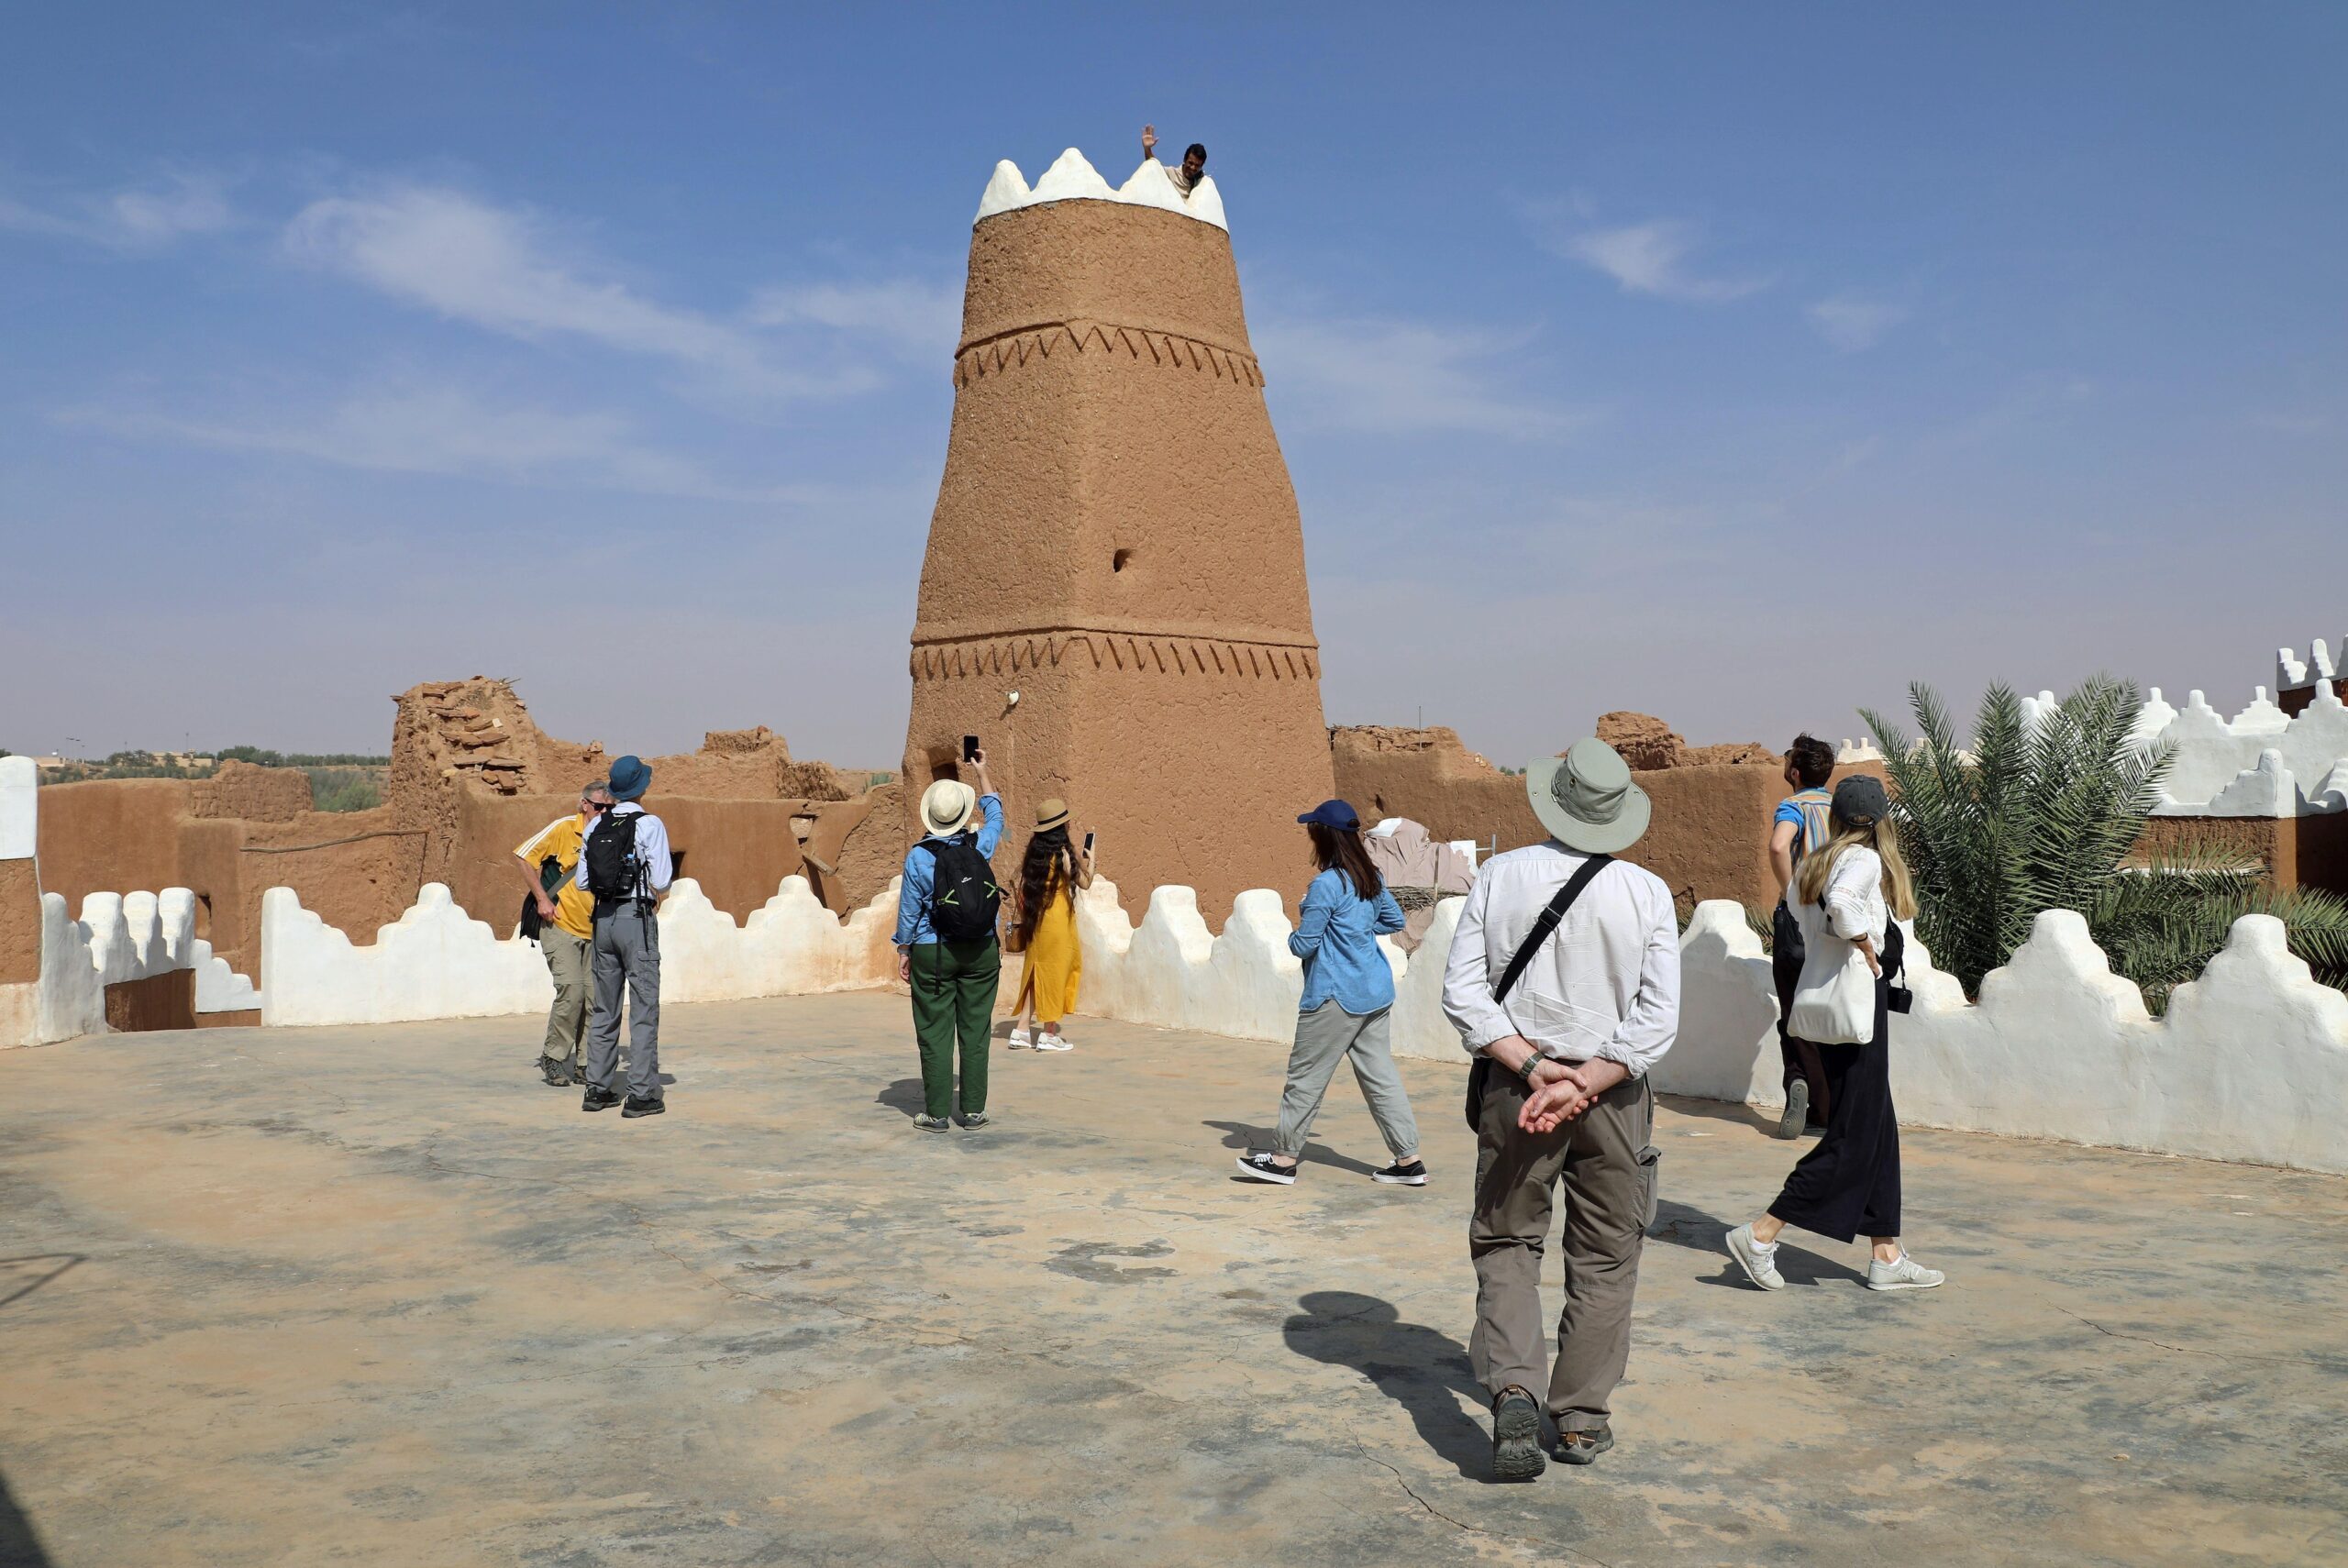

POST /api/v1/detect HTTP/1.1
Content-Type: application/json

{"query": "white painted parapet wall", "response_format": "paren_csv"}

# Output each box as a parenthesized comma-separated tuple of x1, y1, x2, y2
(1062, 877, 2348, 1176)
(260, 876, 900, 1028)
(2015, 680, 2348, 817)
(976, 148, 1229, 232)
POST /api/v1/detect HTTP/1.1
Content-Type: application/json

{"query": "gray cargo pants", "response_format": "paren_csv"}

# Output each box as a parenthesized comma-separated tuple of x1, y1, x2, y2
(585, 902, 661, 1101)
(1469, 1067, 1657, 1435)
(538, 926, 592, 1066)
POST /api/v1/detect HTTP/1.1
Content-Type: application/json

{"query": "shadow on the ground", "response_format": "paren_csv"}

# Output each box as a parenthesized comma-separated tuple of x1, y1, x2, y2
(874, 1078, 927, 1118)
(0, 1256, 82, 1312)
(0, 1468, 53, 1566)
(1656, 1093, 1782, 1134)
(1202, 1121, 1378, 1178)
(1283, 1291, 1492, 1480)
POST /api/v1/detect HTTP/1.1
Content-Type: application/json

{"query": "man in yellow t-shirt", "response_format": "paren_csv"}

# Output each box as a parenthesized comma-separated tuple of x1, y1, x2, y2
(516, 785, 609, 1086)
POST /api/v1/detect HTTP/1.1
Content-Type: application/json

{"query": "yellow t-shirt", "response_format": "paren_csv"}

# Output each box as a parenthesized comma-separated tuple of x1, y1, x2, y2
(515, 814, 596, 941)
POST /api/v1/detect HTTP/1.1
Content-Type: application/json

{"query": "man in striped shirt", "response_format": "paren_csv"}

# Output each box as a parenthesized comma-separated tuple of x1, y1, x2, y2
(1768, 734, 1839, 1139)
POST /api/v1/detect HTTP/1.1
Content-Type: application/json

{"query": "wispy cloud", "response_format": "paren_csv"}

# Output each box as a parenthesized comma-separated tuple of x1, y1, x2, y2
(1253, 314, 1578, 440)
(1807, 293, 1908, 352)
(748, 279, 960, 360)
(283, 183, 874, 400)
(1555, 219, 1771, 304)
(0, 171, 236, 250)
(60, 383, 774, 501)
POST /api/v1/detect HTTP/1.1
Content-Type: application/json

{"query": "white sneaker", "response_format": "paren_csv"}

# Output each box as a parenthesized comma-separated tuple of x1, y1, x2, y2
(1008, 1027, 1032, 1049)
(1725, 1223, 1785, 1291)
(1866, 1252, 1945, 1291)
(1033, 1031, 1072, 1052)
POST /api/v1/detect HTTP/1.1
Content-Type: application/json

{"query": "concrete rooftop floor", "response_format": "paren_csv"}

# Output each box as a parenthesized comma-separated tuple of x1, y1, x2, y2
(2, 991, 2344, 1567)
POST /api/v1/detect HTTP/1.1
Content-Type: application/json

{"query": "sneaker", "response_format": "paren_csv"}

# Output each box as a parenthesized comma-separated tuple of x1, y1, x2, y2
(1491, 1387, 1545, 1482)
(1034, 1031, 1072, 1052)
(1372, 1160, 1428, 1186)
(1008, 1027, 1033, 1049)
(621, 1094, 665, 1120)
(1725, 1223, 1785, 1290)
(913, 1113, 952, 1133)
(1866, 1252, 1945, 1291)
(959, 1110, 991, 1129)
(1775, 1080, 1809, 1140)
(1555, 1426, 1614, 1466)
(1235, 1152, 1299, 1185)
(541, 1057, 574, 1088)
(581, 1086, 622, 1113)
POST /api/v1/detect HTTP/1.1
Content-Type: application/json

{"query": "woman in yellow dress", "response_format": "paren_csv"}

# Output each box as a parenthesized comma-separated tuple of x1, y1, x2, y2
(1009, 799, 1092, 1052)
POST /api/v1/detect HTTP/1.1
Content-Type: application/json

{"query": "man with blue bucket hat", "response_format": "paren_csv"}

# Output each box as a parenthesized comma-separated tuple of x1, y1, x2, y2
(576, 754, 674, 1119)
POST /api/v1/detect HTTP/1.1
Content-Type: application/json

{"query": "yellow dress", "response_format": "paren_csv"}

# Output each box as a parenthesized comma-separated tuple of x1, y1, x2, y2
(1014, 871, 1082, 1022)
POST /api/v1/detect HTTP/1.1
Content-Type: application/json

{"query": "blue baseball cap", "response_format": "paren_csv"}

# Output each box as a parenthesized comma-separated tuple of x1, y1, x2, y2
(1296, 799, 1361, 831)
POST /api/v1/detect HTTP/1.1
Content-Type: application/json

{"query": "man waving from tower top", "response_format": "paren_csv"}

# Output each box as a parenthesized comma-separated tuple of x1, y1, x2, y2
(1141, 125, 1207, 196)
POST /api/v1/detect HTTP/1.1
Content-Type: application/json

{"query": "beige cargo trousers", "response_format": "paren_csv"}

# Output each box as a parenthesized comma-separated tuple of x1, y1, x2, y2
(1468, 1067, 1659, 1436)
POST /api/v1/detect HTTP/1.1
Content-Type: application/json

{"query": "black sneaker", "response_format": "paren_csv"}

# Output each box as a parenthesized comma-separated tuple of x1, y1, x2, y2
(1775, 1080, 1809, 1140)
(540, 1057, 574, 1088)
(581, 1086, 622, 1112)
(621, 1094, 665, 1119)
(1556, 1426, 1614, 1466)
(1492, 1387, 1546, 1481)
(958, 1111, 990, 1129)
(1372, 1160, 1428, 1186)
(1235, 1152, 1299, 1185)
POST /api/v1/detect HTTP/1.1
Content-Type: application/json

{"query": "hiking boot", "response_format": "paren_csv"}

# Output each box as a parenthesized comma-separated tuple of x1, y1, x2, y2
(621, 1094, 665, 1120)
(913, 1113, 952, 1133)
(1866, 1252, 1945, 1291)
(1235, 1152, 1299, 1185)
(1491, 1387, 1546, 1481)
(1555, 1426, 1614, 1466)
(541, 1057, 574, 1088)
(1725, 1223, 1785, 1290)
(1775, 1080, 1809, 1140)
(1372, 1160, 1428, 1186)
(581, 1086, 622, 1113)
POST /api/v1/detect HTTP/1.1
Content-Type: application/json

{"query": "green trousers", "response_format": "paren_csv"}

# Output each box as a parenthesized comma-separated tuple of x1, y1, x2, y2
(910, 938, 999, 1119)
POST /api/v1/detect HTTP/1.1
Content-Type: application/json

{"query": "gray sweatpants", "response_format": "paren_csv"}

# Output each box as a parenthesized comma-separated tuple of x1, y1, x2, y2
(1273, 1002, 1420, 1162)
(585, 903, 661, 1100)
(1469, 1069, 1656, 1434)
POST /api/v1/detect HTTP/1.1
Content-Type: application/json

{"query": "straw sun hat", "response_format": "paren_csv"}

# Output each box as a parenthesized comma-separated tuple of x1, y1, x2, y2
(919, 778, 979, 837)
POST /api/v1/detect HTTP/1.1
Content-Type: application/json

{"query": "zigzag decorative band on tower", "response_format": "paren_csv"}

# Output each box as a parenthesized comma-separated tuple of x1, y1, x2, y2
(910, 633, 1321, 683)
(952, 320, 1264, 389)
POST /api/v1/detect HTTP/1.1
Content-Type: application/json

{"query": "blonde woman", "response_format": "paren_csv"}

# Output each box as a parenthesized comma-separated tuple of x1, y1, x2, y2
(1009, 800, 1091, 1052)
(1726, 776, 1944, 1293)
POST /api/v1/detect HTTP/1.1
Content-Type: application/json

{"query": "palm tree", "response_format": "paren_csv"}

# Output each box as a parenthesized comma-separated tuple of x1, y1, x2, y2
(1861, 677, 2348, 1008)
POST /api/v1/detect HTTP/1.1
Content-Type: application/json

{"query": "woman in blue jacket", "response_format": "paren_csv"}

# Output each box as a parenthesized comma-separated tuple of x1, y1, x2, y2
(1236, 800, 1425, 1187)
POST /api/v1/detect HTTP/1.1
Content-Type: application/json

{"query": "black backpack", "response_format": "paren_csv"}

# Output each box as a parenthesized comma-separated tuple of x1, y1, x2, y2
(921, 836, 1002, 944)
(584, 812, 642, 901)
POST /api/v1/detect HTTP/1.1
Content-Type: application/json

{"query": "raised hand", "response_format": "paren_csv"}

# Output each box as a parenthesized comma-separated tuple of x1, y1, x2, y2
(1142, 124, 1157, 156)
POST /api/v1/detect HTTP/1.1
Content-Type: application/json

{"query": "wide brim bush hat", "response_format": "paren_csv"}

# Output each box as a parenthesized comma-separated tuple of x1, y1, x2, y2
(1035, 798, 1070, 831)
(920, 778, 979, 837)
(1832, 774, 1890, 827)
(1525, 738, 1652, 856)
(1297, 799, 1362, 831)
(606, 755, 652, 802)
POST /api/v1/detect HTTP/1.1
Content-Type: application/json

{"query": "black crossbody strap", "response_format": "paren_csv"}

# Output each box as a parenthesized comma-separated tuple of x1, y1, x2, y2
(1493, 854, 1611, 1004)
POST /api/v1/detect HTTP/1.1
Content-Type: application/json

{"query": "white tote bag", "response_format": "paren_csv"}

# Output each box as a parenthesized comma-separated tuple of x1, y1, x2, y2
(1786, 898, 1877, 1045)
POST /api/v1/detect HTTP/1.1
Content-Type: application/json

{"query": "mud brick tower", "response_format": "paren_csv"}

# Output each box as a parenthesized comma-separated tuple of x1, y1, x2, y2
(903, 150, 1335, 923)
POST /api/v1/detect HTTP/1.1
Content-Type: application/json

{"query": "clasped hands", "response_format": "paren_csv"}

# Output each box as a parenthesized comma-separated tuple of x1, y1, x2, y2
(1492, 1036, 1630, 1134)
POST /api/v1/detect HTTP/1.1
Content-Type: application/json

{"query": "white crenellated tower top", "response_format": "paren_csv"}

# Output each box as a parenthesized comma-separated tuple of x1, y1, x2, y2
(975, 149, 1228, 232)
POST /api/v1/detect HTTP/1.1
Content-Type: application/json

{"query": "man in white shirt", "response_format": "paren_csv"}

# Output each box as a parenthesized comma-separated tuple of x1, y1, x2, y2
(1442, 737, 1678, 1480)
(1140, 124, 1206, 195)
(576, 755, 675, 1120)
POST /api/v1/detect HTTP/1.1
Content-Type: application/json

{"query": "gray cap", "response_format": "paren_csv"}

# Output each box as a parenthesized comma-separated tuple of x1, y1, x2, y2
(1832, 775, 1890, 826)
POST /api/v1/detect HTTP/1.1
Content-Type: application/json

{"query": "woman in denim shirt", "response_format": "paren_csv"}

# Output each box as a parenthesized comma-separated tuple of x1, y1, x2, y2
(1236, 800, 1426, 1187)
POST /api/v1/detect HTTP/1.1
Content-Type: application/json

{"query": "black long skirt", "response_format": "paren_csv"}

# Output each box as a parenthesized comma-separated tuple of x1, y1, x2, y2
(1767, 934, 1901, 1244)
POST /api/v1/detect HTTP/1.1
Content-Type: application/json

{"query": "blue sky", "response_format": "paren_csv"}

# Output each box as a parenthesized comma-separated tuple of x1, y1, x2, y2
(5, 3, 2342, 769)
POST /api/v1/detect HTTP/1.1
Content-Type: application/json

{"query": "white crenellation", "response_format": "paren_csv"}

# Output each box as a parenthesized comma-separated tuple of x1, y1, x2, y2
(2143, 679, 2348, 815)
(975, 149, 1228, 232)
(0, 755, 34, 859)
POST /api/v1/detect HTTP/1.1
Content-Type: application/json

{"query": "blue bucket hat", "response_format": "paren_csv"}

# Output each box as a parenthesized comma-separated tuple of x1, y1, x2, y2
(607, 755, 652, 802)
(1296, 799, 1361, 831)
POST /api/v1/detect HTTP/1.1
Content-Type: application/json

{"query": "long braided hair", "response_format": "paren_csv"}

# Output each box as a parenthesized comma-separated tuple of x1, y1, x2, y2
(1016, 824, 1074, 946)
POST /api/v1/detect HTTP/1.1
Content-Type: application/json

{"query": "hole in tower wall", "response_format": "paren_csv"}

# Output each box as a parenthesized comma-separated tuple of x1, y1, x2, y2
(1112, 548, 1134, 573)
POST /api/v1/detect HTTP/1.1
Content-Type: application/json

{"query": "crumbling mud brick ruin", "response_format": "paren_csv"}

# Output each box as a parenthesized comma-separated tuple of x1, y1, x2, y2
(901, 152, 1333, 922)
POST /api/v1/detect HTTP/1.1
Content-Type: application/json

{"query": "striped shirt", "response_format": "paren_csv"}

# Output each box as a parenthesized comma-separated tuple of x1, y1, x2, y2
(1775, 788, 1835, 868)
